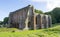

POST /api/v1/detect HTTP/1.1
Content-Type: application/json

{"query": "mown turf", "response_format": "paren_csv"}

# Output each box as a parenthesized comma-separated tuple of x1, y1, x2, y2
(0, 24, 60, 37)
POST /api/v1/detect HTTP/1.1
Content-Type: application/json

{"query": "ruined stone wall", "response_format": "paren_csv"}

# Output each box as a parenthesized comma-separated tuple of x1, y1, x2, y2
(9, 5, 52, 30)
(9, 5, 29, 28)
(9, 5, 34, 30)
(24, 5, 34, 30)
(33, 14, 52, 30)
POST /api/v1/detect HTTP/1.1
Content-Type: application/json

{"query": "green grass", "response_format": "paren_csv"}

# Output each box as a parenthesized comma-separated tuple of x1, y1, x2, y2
(0, 24, 60, 37)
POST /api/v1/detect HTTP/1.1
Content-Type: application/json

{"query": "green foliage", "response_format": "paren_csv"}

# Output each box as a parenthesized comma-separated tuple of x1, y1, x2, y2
(51, 8, 60, 23)
(0, 17, 9, 27)
(0, 28, 19, 32)
(45, 7, 60, 24)
(35, 9, 43, 14)
(0, 21, 3, 25)
(3, 17, 9, 24)
(0, 24, 59, 37)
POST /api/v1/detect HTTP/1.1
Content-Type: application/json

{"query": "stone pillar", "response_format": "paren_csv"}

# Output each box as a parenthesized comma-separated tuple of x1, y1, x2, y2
(45, 15, 49, 28)
(24, 16, 29, 30)
(34, 15, 36, 30)
(40, 14, 44, 29)
(43, 15, 46, 28)
(39, 14, 42, 29)
(36, 14, 41, 29)
(48, 15, 52, 27)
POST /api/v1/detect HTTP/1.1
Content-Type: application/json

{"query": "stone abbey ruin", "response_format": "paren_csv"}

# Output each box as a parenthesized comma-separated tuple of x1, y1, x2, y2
(8, 5, 52, 30)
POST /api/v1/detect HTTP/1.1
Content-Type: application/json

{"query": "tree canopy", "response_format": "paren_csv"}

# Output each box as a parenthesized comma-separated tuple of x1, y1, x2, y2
(45, 7, 60, 24)
(35, 9, 43, 14)
(3, 17, 9, 24)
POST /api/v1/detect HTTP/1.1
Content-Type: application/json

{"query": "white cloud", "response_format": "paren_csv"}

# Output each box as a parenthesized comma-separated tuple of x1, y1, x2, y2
(30, 0, 60, 11)
(31, 0, 46, 2)
(47, 0, 60, 11)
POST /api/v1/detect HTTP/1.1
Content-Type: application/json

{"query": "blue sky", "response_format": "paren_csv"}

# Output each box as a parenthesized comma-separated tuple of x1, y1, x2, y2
(0, 0, 60, 21)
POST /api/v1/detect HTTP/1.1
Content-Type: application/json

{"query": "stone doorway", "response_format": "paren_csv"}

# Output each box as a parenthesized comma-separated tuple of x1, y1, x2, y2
(28, 21, 33, 30)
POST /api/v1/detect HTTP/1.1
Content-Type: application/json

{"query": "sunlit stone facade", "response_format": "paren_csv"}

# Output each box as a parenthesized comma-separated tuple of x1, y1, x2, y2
(8, 5, 52, 30)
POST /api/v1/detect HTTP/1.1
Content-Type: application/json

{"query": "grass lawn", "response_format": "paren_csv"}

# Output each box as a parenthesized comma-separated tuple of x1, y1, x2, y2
(0, 24, 60, 37)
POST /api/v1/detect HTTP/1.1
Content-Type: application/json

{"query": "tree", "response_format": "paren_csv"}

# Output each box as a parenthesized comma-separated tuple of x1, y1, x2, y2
(0, 21, 3, 25)
(3, 17, 9, 24)
(52, 7, 60, 23)
(45, 7, 60, 24)
(35, 9, 43, 14)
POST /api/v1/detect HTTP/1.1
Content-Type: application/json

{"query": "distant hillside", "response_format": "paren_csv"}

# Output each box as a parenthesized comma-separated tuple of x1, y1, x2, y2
(45, 7, 60, 24)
